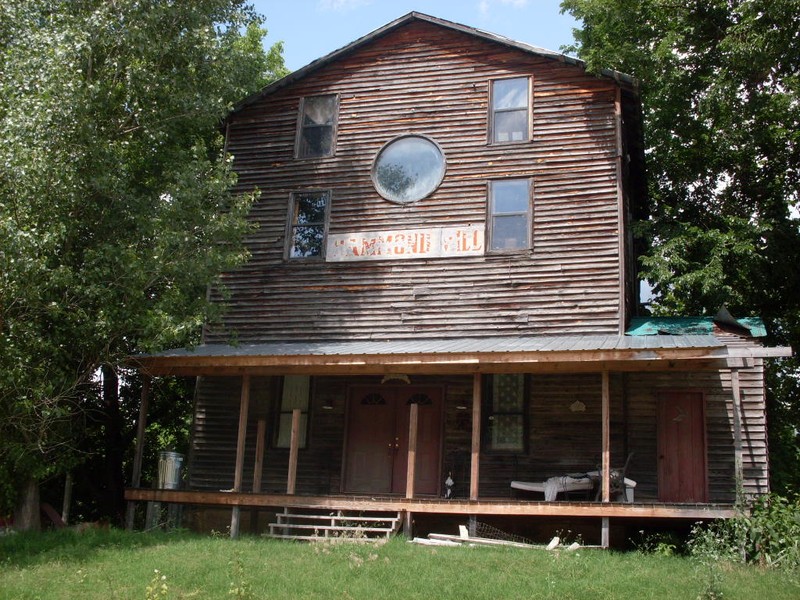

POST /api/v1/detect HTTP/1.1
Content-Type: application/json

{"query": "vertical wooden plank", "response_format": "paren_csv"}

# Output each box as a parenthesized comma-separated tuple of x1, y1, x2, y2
(125, 374, 151, 531)
(601, 370, 610, 503)
(249, 417, 267, 532)
(730, 369, 744, 497)
(405, 402, 419, 499)
(253, 418, 267, 493)
(286, 408, 301, 494)
(601, 517, 610, 549)
(615, 87, 627, 335)
(230, 375, 251, 539)
(470, 373, 482, 501)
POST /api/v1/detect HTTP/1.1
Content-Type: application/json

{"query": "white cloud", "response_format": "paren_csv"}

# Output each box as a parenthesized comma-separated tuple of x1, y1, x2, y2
(317, 0, 372, 11)
(479, 0, 530, 16)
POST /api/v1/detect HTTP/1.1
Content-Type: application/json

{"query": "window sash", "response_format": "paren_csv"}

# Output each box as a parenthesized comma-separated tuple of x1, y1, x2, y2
(485, 374, 527, 453)
(296, 95, 338, 158)
(288, 191, 329, 259)
(488, 179, 531, 251)
(490, 77, 530, 144)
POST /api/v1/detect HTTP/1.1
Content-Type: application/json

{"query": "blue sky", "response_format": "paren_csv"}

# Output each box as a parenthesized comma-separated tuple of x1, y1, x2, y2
(252, 0, 579, 72)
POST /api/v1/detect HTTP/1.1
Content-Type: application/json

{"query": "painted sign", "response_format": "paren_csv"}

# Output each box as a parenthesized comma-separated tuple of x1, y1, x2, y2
(327, 225, 484, 262)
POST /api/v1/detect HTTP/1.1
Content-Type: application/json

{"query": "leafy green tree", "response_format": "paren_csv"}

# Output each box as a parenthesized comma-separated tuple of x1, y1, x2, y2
(0, 0, 287, 529)
(561, 0, 800, 491)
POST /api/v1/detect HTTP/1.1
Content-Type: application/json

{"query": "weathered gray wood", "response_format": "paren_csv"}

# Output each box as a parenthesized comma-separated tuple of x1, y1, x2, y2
(287, 408, 301, 494)
(406, 402, 418, 499)
(470, 373, 481, 501)
(209, 19, 625, 345)
(601, 370, 610, 503)
(125, 375, 151, 531)
(230, 375, 251, 539)
(124, 488, 739, 519)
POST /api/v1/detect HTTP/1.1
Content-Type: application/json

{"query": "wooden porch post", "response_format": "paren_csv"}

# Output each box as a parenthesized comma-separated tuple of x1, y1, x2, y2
(601, 370, 611, 549)
(406, 402, 419, 499)
(730, 368, 744, 497)
(470, 373, 482, 501)
(253, 418, 267, 493)
(125, 374, 151, 531)
(230, 375, 251, 539)
(286, 408, 301, 494)
(250, 418, 267, 531)
(403, 402, 420, 536)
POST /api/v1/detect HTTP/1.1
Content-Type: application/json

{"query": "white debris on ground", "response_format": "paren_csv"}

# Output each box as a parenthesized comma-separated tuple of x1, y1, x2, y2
(409, 527, 583, 551)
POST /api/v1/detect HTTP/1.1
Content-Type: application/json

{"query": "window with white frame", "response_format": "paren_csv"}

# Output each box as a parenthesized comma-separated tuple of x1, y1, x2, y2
(296, 94, 338, 158)
(487, 179, 531, 251)
(287, 191, 329, 259)
(275, 375, 310, 449)
(490, 77, 530, 144)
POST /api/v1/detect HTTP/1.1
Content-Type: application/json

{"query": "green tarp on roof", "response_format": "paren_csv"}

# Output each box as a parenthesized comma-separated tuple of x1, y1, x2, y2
(627, 317, 767, 338)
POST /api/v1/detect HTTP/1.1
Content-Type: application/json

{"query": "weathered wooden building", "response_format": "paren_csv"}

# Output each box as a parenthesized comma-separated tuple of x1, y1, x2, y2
(126, 13, 790, 546)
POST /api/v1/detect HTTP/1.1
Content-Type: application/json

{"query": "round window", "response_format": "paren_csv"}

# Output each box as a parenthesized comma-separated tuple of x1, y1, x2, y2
(372, 135, 446, 204)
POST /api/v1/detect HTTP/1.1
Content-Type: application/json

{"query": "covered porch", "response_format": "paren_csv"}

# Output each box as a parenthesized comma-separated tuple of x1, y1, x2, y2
(125, 334, 784, 546)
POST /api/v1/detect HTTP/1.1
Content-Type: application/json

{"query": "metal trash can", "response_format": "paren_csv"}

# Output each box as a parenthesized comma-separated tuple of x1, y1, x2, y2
(147, 451, 184, 530)
(157, 451, 184, 489)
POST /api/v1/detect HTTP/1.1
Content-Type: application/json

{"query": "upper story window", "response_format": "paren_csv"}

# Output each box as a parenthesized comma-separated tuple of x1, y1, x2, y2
(490, 77, 530, 144)
(287, 191, 329, 259)
(295, 94, 338, 158)
(487, 179, 531, 252)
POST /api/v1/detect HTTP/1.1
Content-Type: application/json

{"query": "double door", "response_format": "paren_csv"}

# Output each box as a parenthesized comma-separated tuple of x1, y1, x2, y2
(343, 385, 442, 495)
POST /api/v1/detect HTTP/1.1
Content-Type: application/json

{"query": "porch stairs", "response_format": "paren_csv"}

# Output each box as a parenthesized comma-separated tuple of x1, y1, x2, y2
(267, 508, 403, 542)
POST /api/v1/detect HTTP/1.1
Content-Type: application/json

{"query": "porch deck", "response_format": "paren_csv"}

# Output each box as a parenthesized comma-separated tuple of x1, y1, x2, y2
(124, 488, 737, 520)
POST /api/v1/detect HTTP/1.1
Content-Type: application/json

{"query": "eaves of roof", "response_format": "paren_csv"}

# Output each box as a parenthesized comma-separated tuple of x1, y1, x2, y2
(229, 11, 638, 118)
(130, 333, 762, 377)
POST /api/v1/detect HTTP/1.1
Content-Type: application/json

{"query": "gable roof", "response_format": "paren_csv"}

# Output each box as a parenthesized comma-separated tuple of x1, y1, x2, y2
(230, 11, 637, 117)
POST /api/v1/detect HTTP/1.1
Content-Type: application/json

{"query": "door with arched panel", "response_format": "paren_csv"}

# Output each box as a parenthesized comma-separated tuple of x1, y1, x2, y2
(343, 386, 442, 495)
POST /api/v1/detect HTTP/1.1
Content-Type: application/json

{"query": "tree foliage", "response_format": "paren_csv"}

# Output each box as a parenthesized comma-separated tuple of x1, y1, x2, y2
(0, 0, 287, 522)
(561, 0, 800, 491)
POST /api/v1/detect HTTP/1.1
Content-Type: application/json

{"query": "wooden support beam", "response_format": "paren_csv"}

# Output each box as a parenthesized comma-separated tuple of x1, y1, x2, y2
(125, 488, 740, 520)
(125, 374, 151, 531)
(253, 418, 267, 493)
(601, 370, 610, 503)
(230, 375, 251, 539)
(470, 373, 482, 501)
(406, 402, 419, 499)
(249, 417, 267, 532)
(286, 408, 301, 495)
(730, 369, 744, 496)
(601, 517, 610, 549)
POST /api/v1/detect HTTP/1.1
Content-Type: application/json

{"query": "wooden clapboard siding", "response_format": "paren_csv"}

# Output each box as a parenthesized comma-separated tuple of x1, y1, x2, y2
(187, 354, 765, 503)
(624, 352, 767, 503)
(479, 373, 627, 498)
(207, 19, 624, 344)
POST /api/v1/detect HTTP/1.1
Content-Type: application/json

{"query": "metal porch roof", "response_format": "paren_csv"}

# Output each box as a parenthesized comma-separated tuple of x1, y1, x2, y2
(131, 334, 742, 377)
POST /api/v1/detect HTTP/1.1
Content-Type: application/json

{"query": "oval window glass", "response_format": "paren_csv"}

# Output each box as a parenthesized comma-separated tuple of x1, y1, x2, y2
(372, 135, 446, 204)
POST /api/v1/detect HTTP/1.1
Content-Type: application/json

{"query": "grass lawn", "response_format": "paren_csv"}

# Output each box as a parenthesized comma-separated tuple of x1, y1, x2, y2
(0, 528, 797, 599)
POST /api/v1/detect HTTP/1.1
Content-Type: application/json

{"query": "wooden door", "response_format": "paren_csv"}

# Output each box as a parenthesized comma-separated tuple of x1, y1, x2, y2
(658, 391, 708, 502)
(344, 386, 442, 495)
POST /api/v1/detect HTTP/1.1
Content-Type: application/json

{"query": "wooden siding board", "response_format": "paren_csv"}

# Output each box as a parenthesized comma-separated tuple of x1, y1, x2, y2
(207, 20, 624, 345)
(187, 341, 764, 504)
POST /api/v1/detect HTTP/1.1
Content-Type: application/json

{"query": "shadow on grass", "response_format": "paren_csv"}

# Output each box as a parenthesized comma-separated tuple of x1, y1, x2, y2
(0, 528, 195, 569)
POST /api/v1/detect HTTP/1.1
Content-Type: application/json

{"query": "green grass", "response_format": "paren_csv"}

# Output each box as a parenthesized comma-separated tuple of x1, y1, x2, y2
(0, 529, 797, 599)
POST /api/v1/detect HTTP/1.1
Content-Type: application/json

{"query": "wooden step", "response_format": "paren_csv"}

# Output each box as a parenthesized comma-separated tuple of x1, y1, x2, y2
(275, 513, 399, 524)
(267, 509, 402, 542)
